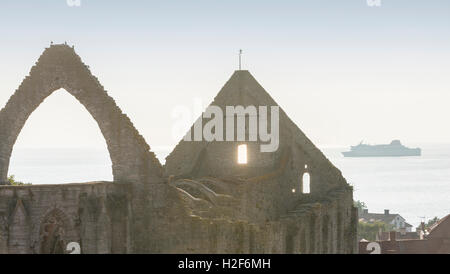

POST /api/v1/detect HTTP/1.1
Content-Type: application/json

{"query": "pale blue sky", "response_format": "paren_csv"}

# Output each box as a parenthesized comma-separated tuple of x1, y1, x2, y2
(1, 0, 449, 160)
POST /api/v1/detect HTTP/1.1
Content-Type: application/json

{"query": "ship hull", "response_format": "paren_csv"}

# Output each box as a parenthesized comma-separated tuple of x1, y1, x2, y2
(342, 148, 421, 157)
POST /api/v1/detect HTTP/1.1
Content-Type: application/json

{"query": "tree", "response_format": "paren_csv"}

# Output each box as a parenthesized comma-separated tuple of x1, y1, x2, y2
(354, 200, 394, 241)
(354, 200, 367, 212)
(7, 175, 31, 186)
(358, 221, 393, 242)
(425, 217, 440, 230)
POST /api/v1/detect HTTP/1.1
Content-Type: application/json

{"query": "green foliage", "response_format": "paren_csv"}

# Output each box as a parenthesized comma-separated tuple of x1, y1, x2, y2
(354, 200, 367, 212)
(354, 200, 393, 241)
(354, 200, 367, 217)
(357, 221, 393, 242)
(7, 175, 31, 186)
(425, 216, 440, 230)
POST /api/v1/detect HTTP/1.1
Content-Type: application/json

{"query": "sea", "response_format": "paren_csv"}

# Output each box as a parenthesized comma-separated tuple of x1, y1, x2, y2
(8, 143, 450, 228)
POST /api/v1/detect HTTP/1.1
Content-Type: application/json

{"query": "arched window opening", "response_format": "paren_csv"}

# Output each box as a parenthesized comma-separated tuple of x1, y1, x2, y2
(237, 144, 247, 164)
(40, 208, 70, 254)
(9, 89, 113, 184)
(302, 172, 311, 194)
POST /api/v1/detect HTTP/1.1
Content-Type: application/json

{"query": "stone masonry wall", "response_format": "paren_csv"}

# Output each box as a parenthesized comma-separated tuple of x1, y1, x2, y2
(0, 46, 357, 254)
(0, 44, 162, 185)
(0, 182, 129, 254)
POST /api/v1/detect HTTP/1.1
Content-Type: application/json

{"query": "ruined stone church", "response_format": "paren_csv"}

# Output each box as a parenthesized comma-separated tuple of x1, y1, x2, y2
(0, 44, 357, 254)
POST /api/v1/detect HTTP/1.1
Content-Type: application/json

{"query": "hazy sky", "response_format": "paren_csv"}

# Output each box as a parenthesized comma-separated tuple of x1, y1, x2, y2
(1, 0, 449, 162)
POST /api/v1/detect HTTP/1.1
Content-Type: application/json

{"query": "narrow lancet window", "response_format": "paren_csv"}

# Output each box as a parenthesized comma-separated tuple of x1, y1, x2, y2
(302, 173, 311, 194)
(238, 144, 248, 164)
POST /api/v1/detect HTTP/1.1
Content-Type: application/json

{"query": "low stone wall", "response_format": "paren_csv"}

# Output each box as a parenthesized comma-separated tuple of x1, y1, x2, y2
(0, 182, 130, 254)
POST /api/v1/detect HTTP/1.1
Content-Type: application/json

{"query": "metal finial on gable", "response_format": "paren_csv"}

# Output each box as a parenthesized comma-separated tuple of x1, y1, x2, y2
(239, 49, 243, 70)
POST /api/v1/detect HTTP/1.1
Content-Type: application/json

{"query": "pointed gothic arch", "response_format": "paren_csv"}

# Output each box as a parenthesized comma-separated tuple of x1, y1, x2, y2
(0, 44, 162, 184)
(39, 208, 71, 254)
(8, 199, 30, 254)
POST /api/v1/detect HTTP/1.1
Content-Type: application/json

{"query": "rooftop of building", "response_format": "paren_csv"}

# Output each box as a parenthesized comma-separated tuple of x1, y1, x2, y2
(359, 209, 411, 227)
